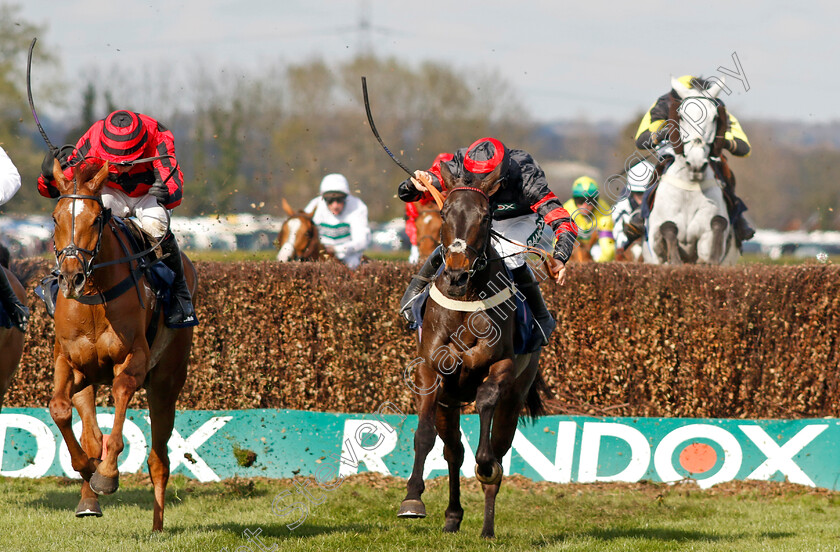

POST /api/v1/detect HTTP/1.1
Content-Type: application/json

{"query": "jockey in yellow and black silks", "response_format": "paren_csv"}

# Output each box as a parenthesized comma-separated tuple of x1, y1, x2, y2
(635, 75, 755, 244)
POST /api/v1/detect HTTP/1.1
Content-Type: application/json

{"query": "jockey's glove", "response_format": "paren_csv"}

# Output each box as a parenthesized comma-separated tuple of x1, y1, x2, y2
(148, 180, 170, 204)
(40, 146, 74, 183)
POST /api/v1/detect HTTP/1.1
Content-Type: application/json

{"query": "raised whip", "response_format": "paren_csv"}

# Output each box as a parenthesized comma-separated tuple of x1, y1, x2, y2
(26, 38, 57, 154)
(361, 76, 413, 177)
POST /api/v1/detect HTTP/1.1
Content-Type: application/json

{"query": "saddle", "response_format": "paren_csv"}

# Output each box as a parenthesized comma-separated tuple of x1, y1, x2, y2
(35, 216, 176, 344)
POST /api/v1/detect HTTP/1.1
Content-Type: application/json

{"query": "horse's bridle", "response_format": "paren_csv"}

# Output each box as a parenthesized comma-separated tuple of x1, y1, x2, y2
(53, 191, 111, 280)
(440, 187, 491, 278)
(52, 153, 174, 280)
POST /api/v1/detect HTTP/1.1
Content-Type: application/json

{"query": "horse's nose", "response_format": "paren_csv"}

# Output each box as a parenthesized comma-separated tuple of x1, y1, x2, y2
(58, 271, 86, 297)
(446, 268, 470, 291)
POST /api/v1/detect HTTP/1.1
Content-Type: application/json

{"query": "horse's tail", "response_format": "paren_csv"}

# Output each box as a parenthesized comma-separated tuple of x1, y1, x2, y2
(524, 369, 550, 419)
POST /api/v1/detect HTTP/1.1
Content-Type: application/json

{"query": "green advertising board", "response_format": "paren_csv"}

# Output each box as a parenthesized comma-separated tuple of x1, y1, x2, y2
(1, 407, 838, 490)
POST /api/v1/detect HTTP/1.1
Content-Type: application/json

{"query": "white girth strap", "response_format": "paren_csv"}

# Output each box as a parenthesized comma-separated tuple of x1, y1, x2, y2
(429, 283, 514, 312)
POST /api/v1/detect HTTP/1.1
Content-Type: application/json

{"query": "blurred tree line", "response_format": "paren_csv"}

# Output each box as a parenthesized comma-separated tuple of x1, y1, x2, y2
(1, 4, 839, 230)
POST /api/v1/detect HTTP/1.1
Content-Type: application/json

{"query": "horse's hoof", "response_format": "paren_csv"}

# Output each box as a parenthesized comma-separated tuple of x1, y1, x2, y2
(89, 472, 119, 495)
(443, 520, 461, 533)
(75, 498, 103, 518)
(475, 461, 503, 485)
(397, 499, 426, 518)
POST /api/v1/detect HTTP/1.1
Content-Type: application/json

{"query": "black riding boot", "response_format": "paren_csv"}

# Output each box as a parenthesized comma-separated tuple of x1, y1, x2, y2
(0, 267, 29, 332)
(159, 233, 198, 328)
(511, 265, 555, 346)
(723, 189, 755, 244)
(399, 245, 443, 326)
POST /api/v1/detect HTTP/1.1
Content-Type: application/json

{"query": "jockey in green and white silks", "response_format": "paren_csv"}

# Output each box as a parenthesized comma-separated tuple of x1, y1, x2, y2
(304, 174, 371, 269)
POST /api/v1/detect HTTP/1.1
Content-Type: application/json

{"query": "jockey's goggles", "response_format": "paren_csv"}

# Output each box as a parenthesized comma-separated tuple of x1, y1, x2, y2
(323, 193, 347, 204)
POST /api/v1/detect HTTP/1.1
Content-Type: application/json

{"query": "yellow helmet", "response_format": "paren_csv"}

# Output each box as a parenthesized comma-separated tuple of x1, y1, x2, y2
(572, 176, 599, 199)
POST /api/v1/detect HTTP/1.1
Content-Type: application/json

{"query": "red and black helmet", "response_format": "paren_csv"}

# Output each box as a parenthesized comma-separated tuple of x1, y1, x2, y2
(463, 137, 509, 179)
(99, 110, 148, 163)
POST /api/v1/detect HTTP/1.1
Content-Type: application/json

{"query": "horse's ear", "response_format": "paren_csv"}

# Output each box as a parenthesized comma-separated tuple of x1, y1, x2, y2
(304, 204, 316, 218)
(281, 197, 295, 216)
(439, 161, 456, 190)
(480, 162, 505, 195)
(89, 161, 110, 194)
(671, 75, 691, 99)
(705, 76, 726, 98)
(52, 158, 71, 194)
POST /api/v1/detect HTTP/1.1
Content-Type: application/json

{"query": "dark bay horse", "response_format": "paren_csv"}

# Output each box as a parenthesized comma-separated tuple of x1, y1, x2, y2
(0, 263, 26, 411)
(398, 162, 548, 539)
(47, 159, 197, 531)
(414, 203, 442, 260)
(275, 198, 333, 262)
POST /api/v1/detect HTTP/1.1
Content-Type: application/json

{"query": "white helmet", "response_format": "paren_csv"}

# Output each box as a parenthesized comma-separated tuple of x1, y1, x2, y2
(627, 161, 655, 192)
(320, 173, 350, 196)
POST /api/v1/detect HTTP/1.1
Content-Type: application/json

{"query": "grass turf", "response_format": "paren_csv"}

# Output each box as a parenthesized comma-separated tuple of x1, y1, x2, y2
(2, 474, 840, 551)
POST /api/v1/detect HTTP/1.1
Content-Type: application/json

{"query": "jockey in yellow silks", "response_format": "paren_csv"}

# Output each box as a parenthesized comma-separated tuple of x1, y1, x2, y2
(562, 176, 615, 262)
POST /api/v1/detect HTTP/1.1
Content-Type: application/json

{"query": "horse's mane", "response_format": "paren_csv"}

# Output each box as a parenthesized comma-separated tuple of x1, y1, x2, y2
(72, 159, 107, 192)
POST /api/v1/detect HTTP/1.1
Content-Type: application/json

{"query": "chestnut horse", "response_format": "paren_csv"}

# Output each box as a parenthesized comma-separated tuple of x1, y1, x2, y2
(567, 230, 598, 263)
(275, 198, 333, 262)
(415, 204, 442, 260)
(0, 262, 26, 411)
(47, 159, 196, 531)
(398, 162, 547, 539)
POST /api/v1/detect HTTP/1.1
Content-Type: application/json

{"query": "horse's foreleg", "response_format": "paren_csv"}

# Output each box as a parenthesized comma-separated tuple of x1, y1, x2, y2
(398, 367, 438, 519)
(708, 215, 728, 265)
(435, 405, 464, 533)
(90, 352, 145, 495)
(72, 385, 104, 517)
(49, 356, 97, 481)
(659, 222, 682, 265)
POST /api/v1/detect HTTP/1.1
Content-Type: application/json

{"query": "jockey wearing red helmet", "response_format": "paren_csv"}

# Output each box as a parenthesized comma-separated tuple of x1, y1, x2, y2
(38, 110, 196, 328)
(397, 138, 576, 344)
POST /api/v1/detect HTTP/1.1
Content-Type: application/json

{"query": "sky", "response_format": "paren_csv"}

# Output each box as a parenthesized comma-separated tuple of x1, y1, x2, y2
(16, 0, 836, 125)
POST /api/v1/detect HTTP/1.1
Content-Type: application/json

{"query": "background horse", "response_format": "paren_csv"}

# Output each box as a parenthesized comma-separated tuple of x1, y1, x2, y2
(568, 230, 598, 263)
(397, 162, 548, 539)
(644, 76, 739, 265)
(0, 247, 26, 412)
(275, 198, 333, 262)
(414, 203, 442, 260)
(48, 159, 196, 531)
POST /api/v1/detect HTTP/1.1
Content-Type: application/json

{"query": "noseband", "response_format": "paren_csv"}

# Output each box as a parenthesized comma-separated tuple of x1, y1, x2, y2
(441, 186, 491, 277)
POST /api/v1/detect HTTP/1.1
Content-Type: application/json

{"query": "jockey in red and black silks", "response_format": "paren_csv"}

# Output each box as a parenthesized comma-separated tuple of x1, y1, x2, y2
(38, 111, 183, 209)
(397, 137, 577, 345)
(38, 110, 197, 328)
